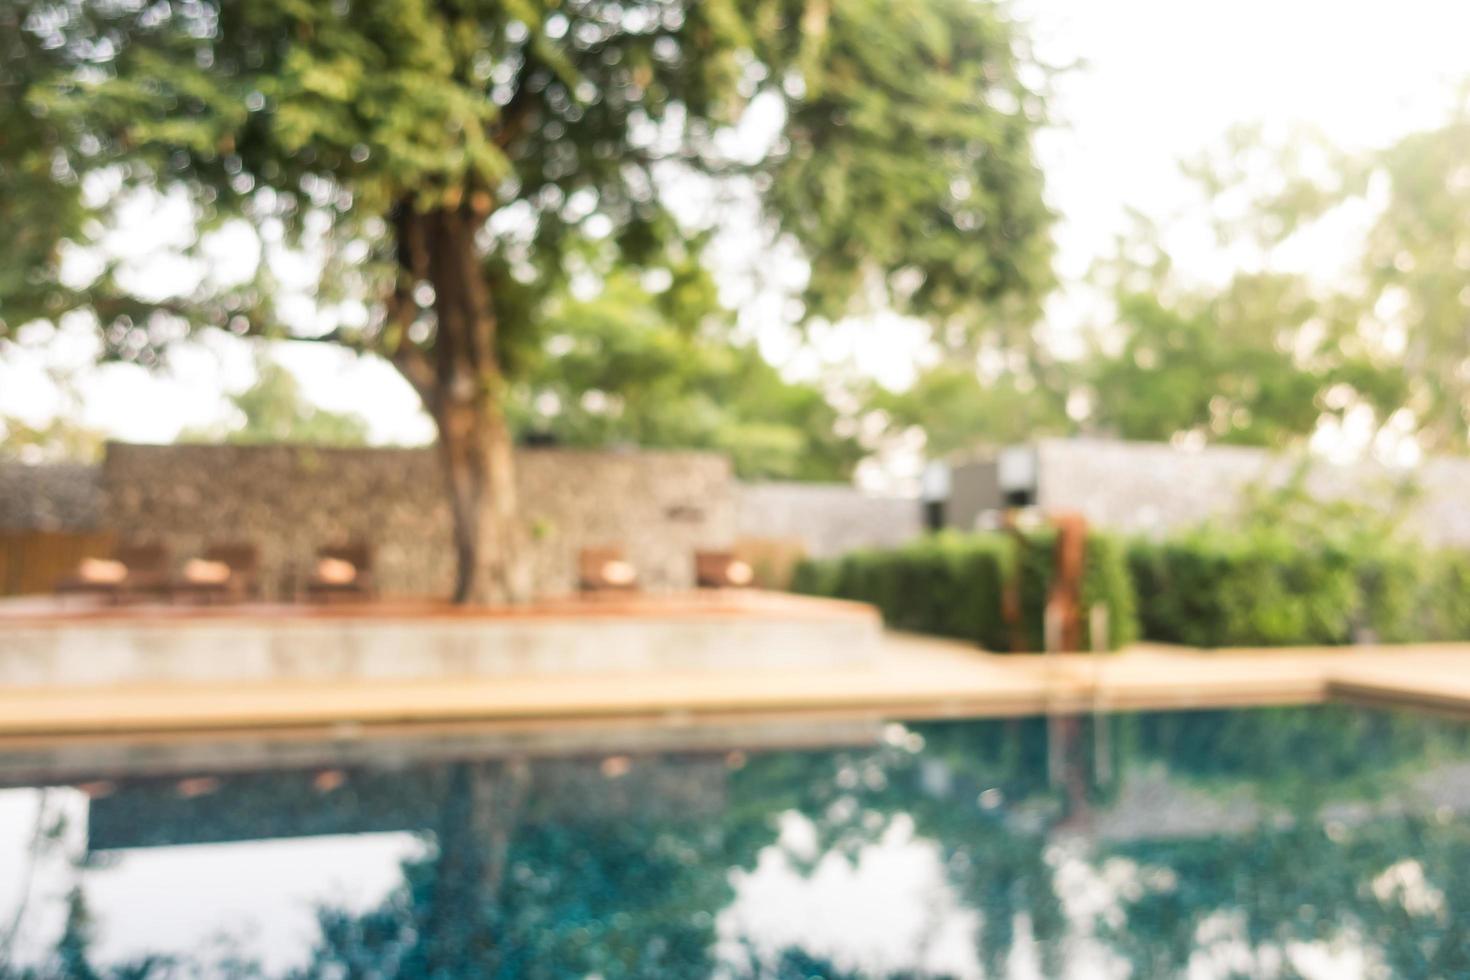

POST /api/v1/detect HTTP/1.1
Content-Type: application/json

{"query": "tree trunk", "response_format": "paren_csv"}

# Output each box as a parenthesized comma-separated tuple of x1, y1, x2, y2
(391, 199, 530, 605)
(435, 391, 529, 604)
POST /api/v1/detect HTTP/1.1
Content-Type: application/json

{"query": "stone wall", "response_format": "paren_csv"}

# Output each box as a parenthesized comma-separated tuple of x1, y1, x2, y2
(734, 482, 923, 558)
(1017, 437, 1470, 546)
(1031, 439, 1277, 535)
(102, 443, 734, 597)
(0, 462, 101, 531)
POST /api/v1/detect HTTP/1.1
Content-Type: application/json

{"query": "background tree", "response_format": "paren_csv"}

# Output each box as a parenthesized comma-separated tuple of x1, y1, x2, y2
(867, 360, 1071, 459)
(1342, 115, 1470, 450)
(1159, 110, 1470, 451)
(1085, 272, 1403, 447)
(9, 0, 1056, 602)
(864, 104, 1470, 464)
(0, 414, 105, 464)
(508, 260, 862, 481)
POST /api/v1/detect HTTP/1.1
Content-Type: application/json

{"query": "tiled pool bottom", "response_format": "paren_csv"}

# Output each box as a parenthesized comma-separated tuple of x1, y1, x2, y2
(2, 707, 1469, 979)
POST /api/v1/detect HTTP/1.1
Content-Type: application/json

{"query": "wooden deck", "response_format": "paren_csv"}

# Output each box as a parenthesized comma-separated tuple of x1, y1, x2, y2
(4, 629, 1470, 743)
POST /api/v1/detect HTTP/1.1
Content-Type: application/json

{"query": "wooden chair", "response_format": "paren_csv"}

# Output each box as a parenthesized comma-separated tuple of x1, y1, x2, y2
(694, 550, 755, 589)
(55, 543, 172, 604)
(579, 547, 639, 592)
(170, 543, 261, 605)
(303, 541, 376, 603)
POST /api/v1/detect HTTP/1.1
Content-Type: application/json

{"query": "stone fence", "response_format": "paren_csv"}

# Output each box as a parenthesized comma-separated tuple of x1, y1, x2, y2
(949, 437, 1470, 547)
(3, 446, 931, 596)
(0, 462, 100, 532)
(102, 443, 734, 597)
(735, 481, 922, 559)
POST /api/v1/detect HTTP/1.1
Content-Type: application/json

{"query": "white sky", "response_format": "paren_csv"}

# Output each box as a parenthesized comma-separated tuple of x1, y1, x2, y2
(2, 0, 1469, 451)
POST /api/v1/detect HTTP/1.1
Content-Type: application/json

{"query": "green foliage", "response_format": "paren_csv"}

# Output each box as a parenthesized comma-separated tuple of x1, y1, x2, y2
(1128, 476, 1470, 647)
(6, 0, 1056, 381)
(1090, 282, 1320, 446)
(866, 533, 1011, 647)
(786, 553, 840, 598)
(1129, 531, 1361, 647)
(793, 533, 1007, 648)
(0, 7, 98, 332)
(1081, 531, 1138, 650)
(1132, 534, 1470, 649)
(0, 413, 105, 463)
(791, 529, 1138, 651)
(1085, 261, 1405, 449)
(763, 0, 1056, 329)
(507, 263, 860, 481)
(868, 361, 1072, 457)
(1157, 111, 1470, 451)
(1422, 550, 1470, 641)
(798, 477, 1469, 651)
(180, 356, 370, 446)
(1359, 117, 1470, 449)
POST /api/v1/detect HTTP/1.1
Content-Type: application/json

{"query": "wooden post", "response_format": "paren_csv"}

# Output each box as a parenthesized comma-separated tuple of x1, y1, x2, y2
(1045, 513, 1090, 802)
(1049, 512, 1087, 653)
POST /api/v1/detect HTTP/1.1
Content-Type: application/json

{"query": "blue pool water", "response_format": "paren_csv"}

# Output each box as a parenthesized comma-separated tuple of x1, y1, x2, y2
(1, 705, 1468, 978)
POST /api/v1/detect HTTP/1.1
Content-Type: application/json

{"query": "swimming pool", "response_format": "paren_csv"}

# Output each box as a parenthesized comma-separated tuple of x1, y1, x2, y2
(1, 705, 1466, 978)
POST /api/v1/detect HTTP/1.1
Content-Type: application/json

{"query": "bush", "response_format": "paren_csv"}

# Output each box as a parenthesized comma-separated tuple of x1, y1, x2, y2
(1127, 530, 1470, 648)
(790, 529, 1138, 651)
(1082, 532, 1139, 649)
(793, 470, 1470, 650)
(1423, 551, 1470, 641)
(1128, 530, 1362, 647)
(788, 555, 841, 599)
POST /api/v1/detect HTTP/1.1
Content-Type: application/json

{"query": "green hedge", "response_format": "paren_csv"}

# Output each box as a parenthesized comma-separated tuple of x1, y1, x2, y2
(791, 530, 1138, 651)
(792, 526, 1470, 650)
(1127, 531, 1470, 647)
(1422, 551, 1470, 641)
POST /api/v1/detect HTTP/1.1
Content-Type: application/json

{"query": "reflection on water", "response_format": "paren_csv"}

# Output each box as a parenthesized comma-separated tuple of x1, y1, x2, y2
(2, 706, 1470, 978)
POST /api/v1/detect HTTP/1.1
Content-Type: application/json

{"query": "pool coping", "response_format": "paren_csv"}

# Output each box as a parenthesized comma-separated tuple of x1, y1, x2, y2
(3, 634, 1469, 744)
(0, 590, 885, 688)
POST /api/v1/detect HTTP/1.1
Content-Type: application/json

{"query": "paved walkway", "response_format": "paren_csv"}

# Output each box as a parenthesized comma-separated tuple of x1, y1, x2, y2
(4, 633, 1470, 741)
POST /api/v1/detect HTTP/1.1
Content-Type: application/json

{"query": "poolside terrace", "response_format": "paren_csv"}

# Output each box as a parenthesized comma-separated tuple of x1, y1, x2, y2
(3, 590, 1470, 742)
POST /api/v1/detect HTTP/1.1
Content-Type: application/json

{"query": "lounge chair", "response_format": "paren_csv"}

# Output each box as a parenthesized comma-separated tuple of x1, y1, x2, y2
(170, 543, 261, 605)
(695, 550, 755, 589)
(303, 542, 376, 603)
(55, 543, 172, 604)
(579, 547, 639, 592)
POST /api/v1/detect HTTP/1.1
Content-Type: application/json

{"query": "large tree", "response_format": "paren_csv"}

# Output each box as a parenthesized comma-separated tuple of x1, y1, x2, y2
(866, 359, 1072, 458)
(1159, 112, 1470, 452)
(1086, 271, 1404, 448)
(5, 0, 1054, 602)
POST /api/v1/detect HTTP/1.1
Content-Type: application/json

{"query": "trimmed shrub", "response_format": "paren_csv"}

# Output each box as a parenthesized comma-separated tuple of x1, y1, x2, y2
(789, 530, 1138, 651)
(788, 556, 841, 599)
(1082, 532, 1139, 649)
(1126, 530, 1470, 648)
(1424, 551, 1470, 641)
(1128, 531, 1357, 646)
(795, 525, 1470, 651)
